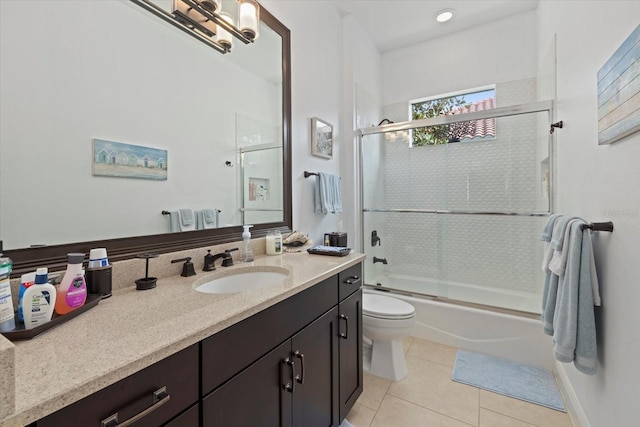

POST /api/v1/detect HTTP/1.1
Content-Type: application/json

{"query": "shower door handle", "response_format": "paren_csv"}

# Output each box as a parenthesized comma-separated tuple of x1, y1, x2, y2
(339, 314, 349, 339)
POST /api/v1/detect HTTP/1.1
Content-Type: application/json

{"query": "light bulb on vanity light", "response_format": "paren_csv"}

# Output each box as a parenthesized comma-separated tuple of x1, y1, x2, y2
(239, 0, 260, 40)
(216, 12, 234, 50)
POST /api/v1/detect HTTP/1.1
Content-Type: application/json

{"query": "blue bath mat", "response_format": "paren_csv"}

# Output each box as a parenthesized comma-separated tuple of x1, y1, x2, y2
(452, 350, 565, 412)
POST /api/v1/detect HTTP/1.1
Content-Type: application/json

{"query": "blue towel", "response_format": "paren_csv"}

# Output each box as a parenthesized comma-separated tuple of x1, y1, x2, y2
(541, 214, 563, 242)
(314, 173, 342, 214)
(553, 220, 597, 375)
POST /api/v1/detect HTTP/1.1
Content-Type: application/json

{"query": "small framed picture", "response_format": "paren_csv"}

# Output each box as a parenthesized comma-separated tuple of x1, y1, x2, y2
(311, 117, 333, 159)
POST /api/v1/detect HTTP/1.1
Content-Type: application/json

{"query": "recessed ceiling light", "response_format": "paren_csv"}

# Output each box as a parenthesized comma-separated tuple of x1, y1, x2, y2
(435, 9, 454, 23)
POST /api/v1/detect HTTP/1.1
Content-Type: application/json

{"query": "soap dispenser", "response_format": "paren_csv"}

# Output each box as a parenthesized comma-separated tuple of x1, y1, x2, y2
(241, 225, 254, 262)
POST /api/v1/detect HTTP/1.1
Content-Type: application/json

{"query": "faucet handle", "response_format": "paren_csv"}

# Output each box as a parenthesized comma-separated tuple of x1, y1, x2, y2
(222, 248, 238, 267)
(171, 257, 196, 277)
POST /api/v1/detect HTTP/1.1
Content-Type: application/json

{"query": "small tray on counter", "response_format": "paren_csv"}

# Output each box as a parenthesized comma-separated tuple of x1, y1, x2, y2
(1, 294, 102, 341)
(307, 245, 351, 257)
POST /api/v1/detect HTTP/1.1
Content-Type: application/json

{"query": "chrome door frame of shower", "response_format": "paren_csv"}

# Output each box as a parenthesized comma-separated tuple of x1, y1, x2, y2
(356, 100, 555, 252)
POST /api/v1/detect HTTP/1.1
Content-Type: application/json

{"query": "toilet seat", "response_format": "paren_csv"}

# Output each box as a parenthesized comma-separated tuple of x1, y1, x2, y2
(363, 293, 415, 320)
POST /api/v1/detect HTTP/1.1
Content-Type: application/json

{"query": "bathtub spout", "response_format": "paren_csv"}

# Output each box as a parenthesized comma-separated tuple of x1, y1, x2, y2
(373, 257, 388, 264)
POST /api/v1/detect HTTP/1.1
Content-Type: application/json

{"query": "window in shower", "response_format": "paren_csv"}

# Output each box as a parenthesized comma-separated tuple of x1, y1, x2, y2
(410, 86, 496, 146)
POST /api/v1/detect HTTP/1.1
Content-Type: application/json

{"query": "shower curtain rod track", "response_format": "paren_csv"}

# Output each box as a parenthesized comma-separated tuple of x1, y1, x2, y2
(363, 209, 551, 217)
(358, 100, 554, 136)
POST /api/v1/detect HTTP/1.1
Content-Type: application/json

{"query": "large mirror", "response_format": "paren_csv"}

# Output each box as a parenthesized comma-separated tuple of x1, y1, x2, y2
(0, 0, 291, 274)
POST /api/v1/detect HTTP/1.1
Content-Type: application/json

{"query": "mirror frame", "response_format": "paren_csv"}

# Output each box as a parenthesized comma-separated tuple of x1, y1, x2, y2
(5, 5, 292, 276)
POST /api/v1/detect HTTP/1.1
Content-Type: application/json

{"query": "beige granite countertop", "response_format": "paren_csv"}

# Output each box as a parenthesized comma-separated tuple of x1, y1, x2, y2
(0, 250, 365, 426)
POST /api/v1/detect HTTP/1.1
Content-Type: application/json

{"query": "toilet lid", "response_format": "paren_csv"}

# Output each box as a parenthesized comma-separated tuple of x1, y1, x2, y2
(363, 293, 415, 320)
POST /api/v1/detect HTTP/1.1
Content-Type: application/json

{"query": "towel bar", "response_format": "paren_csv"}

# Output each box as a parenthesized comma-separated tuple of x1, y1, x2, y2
(581, 222, 614, 232)
(304, 171, 319, 178)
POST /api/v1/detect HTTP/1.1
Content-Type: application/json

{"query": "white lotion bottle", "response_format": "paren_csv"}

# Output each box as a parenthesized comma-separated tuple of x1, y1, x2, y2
(23, 268, 57, 329)
(241, 225, 254, 262)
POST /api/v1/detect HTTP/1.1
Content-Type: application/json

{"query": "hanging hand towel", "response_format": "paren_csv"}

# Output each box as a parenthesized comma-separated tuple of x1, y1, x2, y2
(201, 209, 219, 229)
(171, 208, 195, 232)
(314, 173, 342, 214)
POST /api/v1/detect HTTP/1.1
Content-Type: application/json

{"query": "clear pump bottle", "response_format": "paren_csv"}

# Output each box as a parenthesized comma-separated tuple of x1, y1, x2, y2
(241, 225, 254, 262)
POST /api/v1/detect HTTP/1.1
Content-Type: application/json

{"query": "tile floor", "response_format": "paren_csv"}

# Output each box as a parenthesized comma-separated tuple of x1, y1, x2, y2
(346, 337, 573, 427)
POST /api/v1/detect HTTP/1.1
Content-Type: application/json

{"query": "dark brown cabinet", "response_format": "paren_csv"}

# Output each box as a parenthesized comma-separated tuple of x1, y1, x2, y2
(37, 344, 199, 427)
(35, 262, 363, 427)
(338, 289, 363, 421)
(203, 308, 340, 427)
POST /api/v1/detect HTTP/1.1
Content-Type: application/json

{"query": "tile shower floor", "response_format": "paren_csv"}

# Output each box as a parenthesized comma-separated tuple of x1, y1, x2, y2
(346, 337, 573, 427)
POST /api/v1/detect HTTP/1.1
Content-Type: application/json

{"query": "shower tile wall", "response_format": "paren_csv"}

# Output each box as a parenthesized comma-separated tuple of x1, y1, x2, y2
(365, 79, 546, 312)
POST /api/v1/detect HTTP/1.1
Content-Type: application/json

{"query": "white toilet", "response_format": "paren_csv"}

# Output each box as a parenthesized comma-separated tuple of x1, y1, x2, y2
(363, 292, 416, 381)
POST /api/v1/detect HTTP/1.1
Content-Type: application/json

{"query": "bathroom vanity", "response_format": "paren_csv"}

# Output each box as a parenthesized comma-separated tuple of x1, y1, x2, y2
(0, 253, 363, 427)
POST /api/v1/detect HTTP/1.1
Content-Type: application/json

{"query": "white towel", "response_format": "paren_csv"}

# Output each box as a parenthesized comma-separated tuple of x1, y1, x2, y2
(169, 209, 196, 232)
(201, 209, 219, 229)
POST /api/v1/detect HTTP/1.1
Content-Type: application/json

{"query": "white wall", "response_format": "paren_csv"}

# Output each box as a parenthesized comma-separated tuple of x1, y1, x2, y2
(260, 0, 345, 245)
(537, 2, 640, 425)
(382, 10, 538, 106)
(260, 1, 382, 250)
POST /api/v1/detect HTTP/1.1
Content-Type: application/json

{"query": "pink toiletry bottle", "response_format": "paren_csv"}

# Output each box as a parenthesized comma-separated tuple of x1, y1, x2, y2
(54, 253, 87, 315)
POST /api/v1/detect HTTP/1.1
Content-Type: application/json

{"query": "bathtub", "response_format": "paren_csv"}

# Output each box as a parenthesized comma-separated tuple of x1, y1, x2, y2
(363, 287, 555, 370)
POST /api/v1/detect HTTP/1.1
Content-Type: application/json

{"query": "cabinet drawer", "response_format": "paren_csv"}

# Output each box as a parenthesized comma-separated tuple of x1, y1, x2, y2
(38, 344, 199, 427)
(202, 275, 338, 395)
(338, 263, 362, 301)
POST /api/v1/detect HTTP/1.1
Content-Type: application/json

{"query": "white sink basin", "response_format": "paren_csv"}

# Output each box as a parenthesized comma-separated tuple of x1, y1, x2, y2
(193, 266, 289, 294)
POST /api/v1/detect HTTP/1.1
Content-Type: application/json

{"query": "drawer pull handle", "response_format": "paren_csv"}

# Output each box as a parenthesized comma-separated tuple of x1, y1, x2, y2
(294, 350, 305, 384)
(339, 314, 349, 339)
(282, 357, 296, 393)
(101, 386, 170, 427)
(345, 276, 360, 285)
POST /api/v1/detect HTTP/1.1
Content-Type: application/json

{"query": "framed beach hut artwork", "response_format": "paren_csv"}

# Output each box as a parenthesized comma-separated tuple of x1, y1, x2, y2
(92, 139, 168, 180)
(311, 117, 333, 159)
(597, 24, 640, 145)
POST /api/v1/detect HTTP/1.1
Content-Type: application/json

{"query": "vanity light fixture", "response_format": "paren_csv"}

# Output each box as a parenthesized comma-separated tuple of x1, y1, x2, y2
(435, 9, 454, 23)
(215, 12, 234, 50)
(130, 0, 260, 54)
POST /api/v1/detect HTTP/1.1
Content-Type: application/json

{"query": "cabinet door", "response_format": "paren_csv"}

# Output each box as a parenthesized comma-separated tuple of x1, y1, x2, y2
(338, 289, 363, 421)
(291, 307, 340, 427)
(163, 403, 199, 427)
(202, 341, 293, 427)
